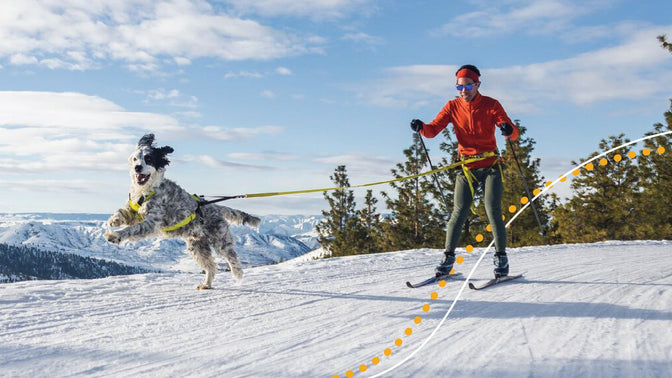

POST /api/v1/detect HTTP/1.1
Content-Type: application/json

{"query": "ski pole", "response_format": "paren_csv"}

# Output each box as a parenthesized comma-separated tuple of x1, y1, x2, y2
(416, 132, 451, 211)
(502, 131, 546, 236)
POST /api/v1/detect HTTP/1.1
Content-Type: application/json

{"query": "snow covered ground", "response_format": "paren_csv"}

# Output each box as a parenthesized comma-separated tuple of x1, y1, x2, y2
(1, 240, 671, 377)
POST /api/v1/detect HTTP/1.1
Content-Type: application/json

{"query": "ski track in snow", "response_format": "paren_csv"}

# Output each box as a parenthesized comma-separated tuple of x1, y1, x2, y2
(1, 240, 672, 377)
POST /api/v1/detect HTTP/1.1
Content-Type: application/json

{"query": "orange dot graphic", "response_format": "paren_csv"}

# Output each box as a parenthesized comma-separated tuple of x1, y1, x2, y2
(533, 188, 542, 195)
(372, 357, 380, 365)
(520, 196, 529, 205)
(450, 268, 455, 274)
(430, 292, 438, 300)
(333, 375, 340, 378)
(475, 234, 484, 242)
(438, 280, 446, 287)
(599, 158, 607, 166)
(560, 175, 567, 182)
(415, 315, 423, 324)
(545, 181, 553, 188)
(466, 244, 474, 253)
(360, 365, 367, 372)
(508, 205, 517, 213)
(395, 338, 403, 346)
(486, 224, 492, 232)
(405, 328, 413, 336)
(643, 148, 651, 156)
(586, 163, 594, 171)
(346, 371, 354, 378)
(422, 304, 430, 312)
(658, 146, 666, 154)
(572, 169, 580, 176)
(614, 154, 622, 162)
(628, 150, 636, 159)
(384, 348, 392, 356)
(456, 256, 464, 264)
(502, 215, 506, 221)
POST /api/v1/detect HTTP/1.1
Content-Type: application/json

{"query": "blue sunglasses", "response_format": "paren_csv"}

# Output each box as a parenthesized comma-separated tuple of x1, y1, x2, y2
(456, 83, 477, 91)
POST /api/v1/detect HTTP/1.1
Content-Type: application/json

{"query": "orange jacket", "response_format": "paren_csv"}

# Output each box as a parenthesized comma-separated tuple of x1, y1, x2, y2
(421, 93, 518, 169)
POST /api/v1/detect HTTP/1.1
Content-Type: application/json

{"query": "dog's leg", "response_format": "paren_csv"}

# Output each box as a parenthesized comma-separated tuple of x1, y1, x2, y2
(214, 226, 244, 282)
(187, 239, 217, 290)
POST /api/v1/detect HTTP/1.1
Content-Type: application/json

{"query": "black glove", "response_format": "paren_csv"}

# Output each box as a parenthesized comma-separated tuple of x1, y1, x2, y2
(499, 123, 514, 137)
(410, 119, 424, 132)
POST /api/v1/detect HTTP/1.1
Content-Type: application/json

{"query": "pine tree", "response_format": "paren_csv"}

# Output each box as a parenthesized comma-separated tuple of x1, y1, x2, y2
(638, 101, 672, 238)
(381, 133, 445, 251)
(551, 134, 643, 242)
(355, 190, 384, 254)
(316, 165, 361, 257)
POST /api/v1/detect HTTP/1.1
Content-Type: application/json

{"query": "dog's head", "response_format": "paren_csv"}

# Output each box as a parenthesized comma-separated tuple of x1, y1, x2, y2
(128, 134, 174, 188)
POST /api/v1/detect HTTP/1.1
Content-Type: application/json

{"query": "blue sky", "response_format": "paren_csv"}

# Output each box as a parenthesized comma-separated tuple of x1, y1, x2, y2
(1, 0, 671, 216)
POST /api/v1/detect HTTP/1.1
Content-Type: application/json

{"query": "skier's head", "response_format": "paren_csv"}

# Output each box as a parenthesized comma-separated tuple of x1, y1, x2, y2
(455, 64, 480, 102)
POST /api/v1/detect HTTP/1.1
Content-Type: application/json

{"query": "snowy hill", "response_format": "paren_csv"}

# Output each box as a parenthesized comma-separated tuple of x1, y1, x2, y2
(0, 213, 322, 276)
(1, 240, 671, 377)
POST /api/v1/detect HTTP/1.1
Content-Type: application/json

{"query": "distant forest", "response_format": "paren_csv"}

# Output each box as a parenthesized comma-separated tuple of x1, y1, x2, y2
(0, 243, 153, 283)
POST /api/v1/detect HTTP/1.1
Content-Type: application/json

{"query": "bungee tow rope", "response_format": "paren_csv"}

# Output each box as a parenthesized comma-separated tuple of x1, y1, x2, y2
(199, 155, 490, 205)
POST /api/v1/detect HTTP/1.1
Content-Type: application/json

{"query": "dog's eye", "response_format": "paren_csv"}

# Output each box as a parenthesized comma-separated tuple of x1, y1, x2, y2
(144, 156, 153, 164)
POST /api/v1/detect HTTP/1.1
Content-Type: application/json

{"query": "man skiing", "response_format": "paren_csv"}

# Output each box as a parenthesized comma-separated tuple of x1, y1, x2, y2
(410, 64, 519, 279)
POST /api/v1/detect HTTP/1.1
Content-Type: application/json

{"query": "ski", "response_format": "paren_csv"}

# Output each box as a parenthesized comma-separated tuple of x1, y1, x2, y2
(468, 273, 524, 290)
(406, 272, 463, 288)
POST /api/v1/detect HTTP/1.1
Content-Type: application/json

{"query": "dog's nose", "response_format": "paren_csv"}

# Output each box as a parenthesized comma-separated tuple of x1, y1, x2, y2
(134, 165, 143, 173)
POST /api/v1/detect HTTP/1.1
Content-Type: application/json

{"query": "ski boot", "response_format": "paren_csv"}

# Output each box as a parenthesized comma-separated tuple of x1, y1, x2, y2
(435, 252, 456, 278)
(493, 252, 509, 278)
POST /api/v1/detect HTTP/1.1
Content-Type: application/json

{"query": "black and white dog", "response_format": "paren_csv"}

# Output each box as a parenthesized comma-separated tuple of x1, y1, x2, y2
(105, 134, 260, 289)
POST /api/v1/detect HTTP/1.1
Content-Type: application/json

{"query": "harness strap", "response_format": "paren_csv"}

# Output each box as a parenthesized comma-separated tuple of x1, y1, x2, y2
(459, 151, 501, 215)
(128, 192, 202, 232)
(129, 191, 155, 213)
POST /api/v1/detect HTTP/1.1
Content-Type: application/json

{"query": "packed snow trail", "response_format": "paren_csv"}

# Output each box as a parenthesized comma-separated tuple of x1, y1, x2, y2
(1, 241, 671, 377)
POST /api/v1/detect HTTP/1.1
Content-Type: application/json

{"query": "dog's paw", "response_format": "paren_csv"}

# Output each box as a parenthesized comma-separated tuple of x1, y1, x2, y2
(108, 217, 123, 227)
(196, 284, 212, 290)
(104, 232, 121, 244)
(108, 211, 127, 227)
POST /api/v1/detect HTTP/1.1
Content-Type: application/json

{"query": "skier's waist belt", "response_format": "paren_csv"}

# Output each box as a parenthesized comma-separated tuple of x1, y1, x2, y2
(128, 192, 203, 232)
(459, 150, 504, 214)
(459, 151, 498, 161)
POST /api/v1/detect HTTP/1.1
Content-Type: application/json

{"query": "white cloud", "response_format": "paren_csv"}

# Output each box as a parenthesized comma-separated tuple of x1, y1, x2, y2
(148, 89, 180, 100)
(314, 153, 396, 177)
(201, 125, 283, 141)
(228, 151, 297, 161)
(181, 154, 274, 170)
(275, 66, 292, 75)
(434, 0, 603, 38)
(0, 91, 184, 174)
(0, 91, 181, 134)
(224, 0, 377, 19)
(224, 70, 264, 79)
(353, 26, 672, 112)
(342, 32, 384, 47)
(0, 0, 324, 72)
(261, 90, 276, 98)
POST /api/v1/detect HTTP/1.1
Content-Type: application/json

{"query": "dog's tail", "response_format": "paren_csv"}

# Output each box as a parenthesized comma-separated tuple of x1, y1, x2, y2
(219, 206, 261, 228)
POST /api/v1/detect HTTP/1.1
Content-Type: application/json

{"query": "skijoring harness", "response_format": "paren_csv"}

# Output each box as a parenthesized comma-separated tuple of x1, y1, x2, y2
(128, 191, 204, 232)
(458, 150, 504, 214)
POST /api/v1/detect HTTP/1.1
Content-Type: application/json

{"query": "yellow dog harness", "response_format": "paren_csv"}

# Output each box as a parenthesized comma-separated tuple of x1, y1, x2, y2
(129, 191, 202, 232)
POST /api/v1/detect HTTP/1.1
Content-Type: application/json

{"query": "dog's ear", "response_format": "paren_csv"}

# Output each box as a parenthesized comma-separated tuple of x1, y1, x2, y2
(152, 145, 174, 169)
(138, 134, 155, 148)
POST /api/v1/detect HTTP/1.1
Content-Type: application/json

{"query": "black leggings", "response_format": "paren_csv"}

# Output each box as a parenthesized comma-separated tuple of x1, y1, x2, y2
(445, 165, 506, 254)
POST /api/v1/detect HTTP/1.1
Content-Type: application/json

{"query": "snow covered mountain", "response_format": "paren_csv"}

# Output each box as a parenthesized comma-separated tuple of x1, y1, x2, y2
(0, 213, 323, 277)
(1, 240, 670, 377)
